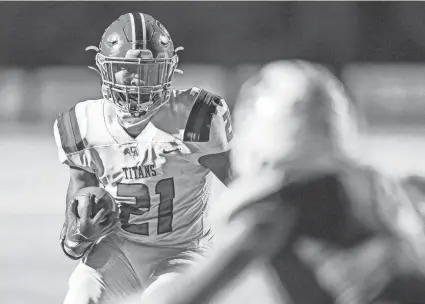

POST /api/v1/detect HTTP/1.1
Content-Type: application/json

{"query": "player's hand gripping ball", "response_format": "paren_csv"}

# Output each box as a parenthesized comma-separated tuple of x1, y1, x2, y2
(64, 187, 119, 257)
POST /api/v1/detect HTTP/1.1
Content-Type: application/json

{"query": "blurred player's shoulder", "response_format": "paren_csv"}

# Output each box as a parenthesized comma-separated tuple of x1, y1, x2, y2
(153, 87, 229, 141)
(54, 98, 113, 152)
(212, 160, 417, 234)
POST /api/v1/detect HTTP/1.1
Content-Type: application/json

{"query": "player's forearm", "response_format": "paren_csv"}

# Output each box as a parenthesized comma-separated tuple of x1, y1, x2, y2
(60, 180, 79, 240)
(60, 167, 99, 242)
(62, 177, 86, 230)
(60, 180, 89, 259)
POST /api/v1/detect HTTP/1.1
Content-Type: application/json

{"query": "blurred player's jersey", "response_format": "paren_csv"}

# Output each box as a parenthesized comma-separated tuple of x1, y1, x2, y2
(53, 87, 233, 247)
(218, 161, 424, 246)
(214, 161, 425, 304)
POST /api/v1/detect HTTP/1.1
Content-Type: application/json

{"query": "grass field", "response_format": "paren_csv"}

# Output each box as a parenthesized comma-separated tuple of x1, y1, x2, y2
(1, 130, 424, 304)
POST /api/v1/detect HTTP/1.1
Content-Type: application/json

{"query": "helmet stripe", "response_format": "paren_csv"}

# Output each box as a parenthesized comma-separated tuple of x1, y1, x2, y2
(131, 12, 144, 49)
(139, 13, 147, 49)
(128, 13, 136, 49)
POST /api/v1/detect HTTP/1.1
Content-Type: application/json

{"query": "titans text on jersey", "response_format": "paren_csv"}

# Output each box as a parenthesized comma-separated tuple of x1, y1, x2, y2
(53, 87, 233, 247)
(123, 165, 157, 179)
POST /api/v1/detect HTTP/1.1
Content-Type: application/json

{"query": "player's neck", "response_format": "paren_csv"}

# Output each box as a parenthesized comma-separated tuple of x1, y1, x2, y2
(123, 120, 151, 138)
(116, 111, 153, 139)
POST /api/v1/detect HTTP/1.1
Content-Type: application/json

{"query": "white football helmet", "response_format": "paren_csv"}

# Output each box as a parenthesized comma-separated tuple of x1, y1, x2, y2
(232, 60, 363, 177)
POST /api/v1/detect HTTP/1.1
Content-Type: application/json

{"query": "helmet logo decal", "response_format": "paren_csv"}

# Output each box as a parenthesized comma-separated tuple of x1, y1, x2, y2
(105, 33, 124, 56)
(160, 35, 170, 46)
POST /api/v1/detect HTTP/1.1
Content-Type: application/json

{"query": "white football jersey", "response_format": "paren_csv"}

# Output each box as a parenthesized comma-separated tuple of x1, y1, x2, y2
(53, 88, 234, 248)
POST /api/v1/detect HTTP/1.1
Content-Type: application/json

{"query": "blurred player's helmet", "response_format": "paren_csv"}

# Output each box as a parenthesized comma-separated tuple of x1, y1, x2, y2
(232, 60, 362, 177)
(87, 13, 183, 117)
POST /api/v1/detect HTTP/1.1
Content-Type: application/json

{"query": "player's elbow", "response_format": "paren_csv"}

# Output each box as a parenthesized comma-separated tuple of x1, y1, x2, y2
(199, 150, 232, 186)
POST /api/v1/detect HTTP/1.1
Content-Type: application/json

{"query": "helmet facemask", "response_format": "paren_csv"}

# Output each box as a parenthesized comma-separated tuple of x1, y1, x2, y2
(95, 49, 179, 117)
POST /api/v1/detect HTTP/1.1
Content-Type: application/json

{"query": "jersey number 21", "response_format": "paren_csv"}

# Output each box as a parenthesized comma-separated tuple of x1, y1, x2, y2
(117, 178, 175, 236)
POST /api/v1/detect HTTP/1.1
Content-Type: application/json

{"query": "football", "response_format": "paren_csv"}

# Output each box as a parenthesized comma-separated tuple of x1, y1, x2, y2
(72, 186, 118, 221)
(62, 186, 119, 259)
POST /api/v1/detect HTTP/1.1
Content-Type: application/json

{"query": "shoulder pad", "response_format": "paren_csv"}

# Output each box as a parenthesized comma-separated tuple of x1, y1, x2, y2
(183, 89, 223, 142)
(56, 104, 86, 154)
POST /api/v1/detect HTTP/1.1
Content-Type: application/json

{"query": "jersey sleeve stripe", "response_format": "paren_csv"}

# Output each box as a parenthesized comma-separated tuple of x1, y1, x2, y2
(56, 107, 85, 154)
(69, 106, 86, 151)
(57, 111, 75, 154)
(183, 90, 216, 142)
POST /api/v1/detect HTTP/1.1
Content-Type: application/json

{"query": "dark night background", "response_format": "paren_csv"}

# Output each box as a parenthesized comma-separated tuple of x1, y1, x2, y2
(1, 1, 425, 128)
(1, 2, 425, 69)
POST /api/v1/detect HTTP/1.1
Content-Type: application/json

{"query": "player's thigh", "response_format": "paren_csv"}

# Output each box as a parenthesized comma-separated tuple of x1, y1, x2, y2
(141, 246, 212, 302)
(64, 234, 142, 304)
(141, 272, 181, 303)
(154, 245, 211, 276)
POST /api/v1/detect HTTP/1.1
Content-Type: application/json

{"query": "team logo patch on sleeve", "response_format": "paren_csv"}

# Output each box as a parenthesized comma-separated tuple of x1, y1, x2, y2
(183, 90, 222, 142)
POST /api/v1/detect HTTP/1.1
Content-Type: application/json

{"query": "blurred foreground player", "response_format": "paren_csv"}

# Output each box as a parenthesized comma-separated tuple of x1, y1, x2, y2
(53, 12, 234, 304)
(149, 61, 425, 304)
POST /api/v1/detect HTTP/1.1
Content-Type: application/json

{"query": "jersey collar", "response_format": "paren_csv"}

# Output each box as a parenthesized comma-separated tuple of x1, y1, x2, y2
(103, 101, 158, 144)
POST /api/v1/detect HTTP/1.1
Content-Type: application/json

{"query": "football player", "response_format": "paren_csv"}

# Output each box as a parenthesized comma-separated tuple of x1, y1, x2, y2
(53, 13, 233, 304)
(147, 61, 425, 304)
